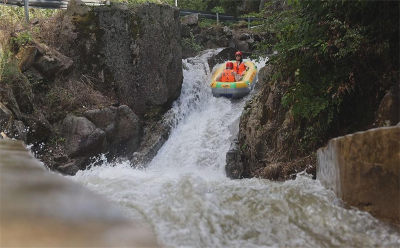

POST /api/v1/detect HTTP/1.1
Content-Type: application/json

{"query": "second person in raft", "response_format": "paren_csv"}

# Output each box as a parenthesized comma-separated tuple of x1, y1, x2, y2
(233, 51, 249, 76)
(216, 61, 242, 82)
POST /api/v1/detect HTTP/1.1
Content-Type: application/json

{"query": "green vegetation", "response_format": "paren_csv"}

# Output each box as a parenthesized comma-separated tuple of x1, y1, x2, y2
(181, 32, 202, 53)
(259, 0, 399, 145)
(0, 6, 61, 26)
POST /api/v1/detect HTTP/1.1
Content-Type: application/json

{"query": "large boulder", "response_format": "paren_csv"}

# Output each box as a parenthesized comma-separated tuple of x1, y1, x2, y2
(59, 1, 183, 116)
(84, 105, 142, 157)
(61, 114, 106, 158)
(32, 43, 74, 78)
(181, 13, 199, 26)
(317, 126, 400, 225)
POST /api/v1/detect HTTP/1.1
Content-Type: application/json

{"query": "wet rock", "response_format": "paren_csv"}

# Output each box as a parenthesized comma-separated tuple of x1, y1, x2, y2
(181, 13, 199, 26)
(10, 120, 27, 142)
(61, 114, 106, 158)
(56, 161, 80, 175)
(0, 139, 159, 247)
(0, 103, 13, 131)
(130, 121, 170, 167)
(225, 138, 244, 179)
(24, 115, 52, 144)
(84, 105, 142, 157)
(317, 126, 400, 225)
(207, 47, 236, 70)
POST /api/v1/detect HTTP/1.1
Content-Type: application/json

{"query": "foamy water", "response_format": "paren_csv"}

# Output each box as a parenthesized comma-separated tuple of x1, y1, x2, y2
(72, 50, 400, 247)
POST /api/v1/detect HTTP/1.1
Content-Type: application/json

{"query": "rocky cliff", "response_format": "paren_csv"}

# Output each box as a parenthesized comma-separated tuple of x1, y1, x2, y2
(226, 63, 398, 181)
(226, 65, 315, 180)
(58, 0, 183, 115)
(0, 1, 183, 175)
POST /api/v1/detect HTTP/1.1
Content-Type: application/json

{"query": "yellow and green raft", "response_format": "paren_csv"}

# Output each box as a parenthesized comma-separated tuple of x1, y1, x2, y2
(210, 61, 258, 99)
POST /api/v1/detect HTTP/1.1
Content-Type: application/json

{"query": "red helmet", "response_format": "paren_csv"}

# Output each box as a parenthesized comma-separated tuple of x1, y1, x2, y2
(226, 61, 234, 69)
(235, 51, 243, 57)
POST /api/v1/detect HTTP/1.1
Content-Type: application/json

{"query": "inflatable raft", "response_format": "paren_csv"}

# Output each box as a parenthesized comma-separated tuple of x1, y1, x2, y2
(210, 61, 257, 99)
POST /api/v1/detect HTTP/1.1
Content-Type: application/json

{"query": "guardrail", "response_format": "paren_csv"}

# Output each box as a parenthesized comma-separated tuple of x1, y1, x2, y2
(1, 0, 104, 9)
(0, 1, 263, 26)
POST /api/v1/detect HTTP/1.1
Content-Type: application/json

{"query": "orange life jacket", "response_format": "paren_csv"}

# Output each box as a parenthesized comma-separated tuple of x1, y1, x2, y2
(220, 69, 236, 82)
(234, 61, 246, 75)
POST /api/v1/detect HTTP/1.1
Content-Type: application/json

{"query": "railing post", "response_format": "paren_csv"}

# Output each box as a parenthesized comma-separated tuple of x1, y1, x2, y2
(24, 0, 29, 23)
(175, 0, 177, 7)
(248, 16, 250, 29)
(216, 12, 219, 25)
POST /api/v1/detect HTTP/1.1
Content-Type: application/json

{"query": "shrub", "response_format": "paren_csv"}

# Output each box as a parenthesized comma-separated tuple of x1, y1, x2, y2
(263, 0, 399, 143)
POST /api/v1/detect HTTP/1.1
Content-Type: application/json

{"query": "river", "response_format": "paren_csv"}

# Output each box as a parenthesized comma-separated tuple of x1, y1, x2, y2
(72, 50, 400, 247)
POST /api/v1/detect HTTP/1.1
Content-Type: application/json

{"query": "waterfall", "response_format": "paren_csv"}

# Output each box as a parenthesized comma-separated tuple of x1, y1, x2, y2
(72, 50, 400, 247)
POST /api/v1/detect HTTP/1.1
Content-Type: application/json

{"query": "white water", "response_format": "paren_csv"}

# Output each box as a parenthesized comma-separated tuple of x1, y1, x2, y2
(72, 50, 400, 247)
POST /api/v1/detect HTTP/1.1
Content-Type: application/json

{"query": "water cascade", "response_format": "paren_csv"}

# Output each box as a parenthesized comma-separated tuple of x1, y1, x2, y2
(72, 50, 400, 247)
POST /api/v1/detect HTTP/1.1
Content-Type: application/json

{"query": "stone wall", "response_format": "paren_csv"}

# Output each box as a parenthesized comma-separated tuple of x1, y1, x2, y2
(317, 126, 400, 225)
(0, 139, 159, 247)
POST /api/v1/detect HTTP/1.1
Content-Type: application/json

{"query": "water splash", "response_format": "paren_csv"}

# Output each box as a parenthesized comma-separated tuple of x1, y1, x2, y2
(72, 50, 400, 247)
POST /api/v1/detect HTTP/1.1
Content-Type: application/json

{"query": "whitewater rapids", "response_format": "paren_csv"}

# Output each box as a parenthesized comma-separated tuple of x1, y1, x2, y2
(72, 50, 400, 247)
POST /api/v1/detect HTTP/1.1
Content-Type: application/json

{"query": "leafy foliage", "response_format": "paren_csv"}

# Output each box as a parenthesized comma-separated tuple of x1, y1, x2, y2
(181, 32, 202, 53)
(262, 0, 399, 145)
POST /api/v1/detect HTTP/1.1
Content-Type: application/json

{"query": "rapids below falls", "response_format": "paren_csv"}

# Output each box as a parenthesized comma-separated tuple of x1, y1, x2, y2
(71, 50, 400, 247)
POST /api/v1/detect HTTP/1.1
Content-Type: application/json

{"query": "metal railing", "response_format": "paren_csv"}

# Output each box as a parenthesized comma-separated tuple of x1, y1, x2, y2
(1, 0, 104, 9)
(1, 1, 263, 26)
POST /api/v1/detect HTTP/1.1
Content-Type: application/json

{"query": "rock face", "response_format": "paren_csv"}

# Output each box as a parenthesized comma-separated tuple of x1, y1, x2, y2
(0, 139, 159, 247)
(62, 114, 106, 158)
(226, 65, 315, 180)
(317, 126, 400, 225)
(84, 105, 142, 157)
(373, 84, 399, 128)
(60, 1, 183, 115)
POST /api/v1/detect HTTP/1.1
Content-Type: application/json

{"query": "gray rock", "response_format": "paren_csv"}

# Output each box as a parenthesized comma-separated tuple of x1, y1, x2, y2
(11, 120, 27, 143)
(181, 25, 191, 38)
(181, 13, 199, 26)
(62, 114, 106, 158)
(225, 138, 243, 179)
(0, 103, 13, 131)
(237, 40, 250, 52)
(223, 26, 232, 38)
(246, 38, 255, 46)
(373, 84, 399, 127)
(24, 116, 52, 144)
(239, 33, 251, 40)
(84, 105, 142, 157)
(130, 121, 170, 167)
(33, 43, 74, 78)
(60, 2, 183, 115)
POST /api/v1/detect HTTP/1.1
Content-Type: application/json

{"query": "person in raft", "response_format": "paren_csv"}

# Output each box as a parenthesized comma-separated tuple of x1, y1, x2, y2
(233, 51, 249, 77)
(216, 61, 241, 82)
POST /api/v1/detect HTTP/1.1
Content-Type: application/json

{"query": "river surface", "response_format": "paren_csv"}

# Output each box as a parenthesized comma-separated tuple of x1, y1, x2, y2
(72, 50, 400, 247)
